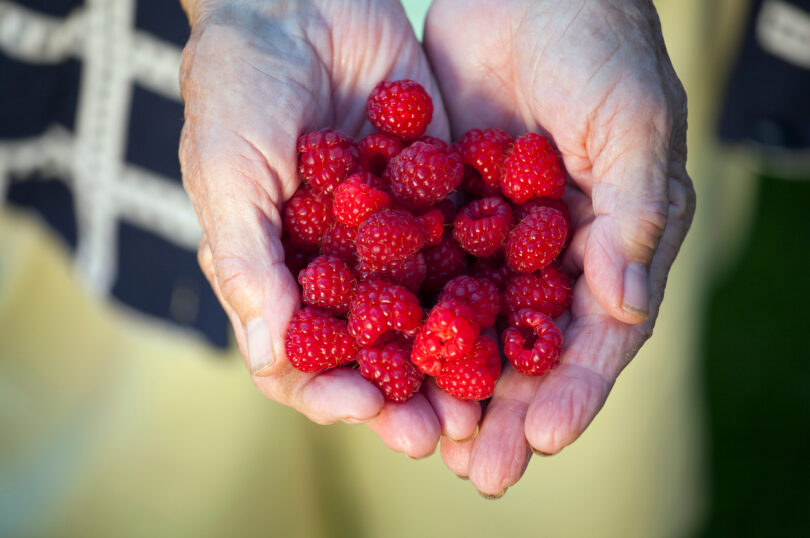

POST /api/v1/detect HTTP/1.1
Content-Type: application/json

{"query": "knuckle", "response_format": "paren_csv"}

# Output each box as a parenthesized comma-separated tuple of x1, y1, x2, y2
(622, 199, 668, 260)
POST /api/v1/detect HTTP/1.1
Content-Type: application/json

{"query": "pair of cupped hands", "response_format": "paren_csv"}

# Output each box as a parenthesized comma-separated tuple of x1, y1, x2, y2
(178, 0, 695, 497)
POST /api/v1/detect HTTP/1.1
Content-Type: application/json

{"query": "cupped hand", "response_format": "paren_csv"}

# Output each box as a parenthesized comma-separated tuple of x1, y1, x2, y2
(179, 0, 479, 457)
(424, 0, 696, 495)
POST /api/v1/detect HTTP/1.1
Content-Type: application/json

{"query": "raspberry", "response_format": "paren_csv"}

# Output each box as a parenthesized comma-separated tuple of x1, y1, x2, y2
(421, 233, 469, 293)
(297, 129, 357, 195)
(501, 264, 572, 319)
(502, 309, 563, 376)
(417, 208, 445, 247)
(472, 254, 514, 291)
(333, 173, 391, 227)
(500, 133, 566, 203)
(367, 79, 433, 141)
(452, 196, 513, 257)
(298, 255, 356, 316)
(355, 251, 426, 292)
(355, 209, 425, 270)
(283, 186, 333, 251)
(505, 207, 567, 273)
(461, 165, 502, 197)
(283, 238, 313, 277)
(436, 335, 501, 401)
(417, 135, 453, 152)
(457, 128, 512, 196)
(320, 221, 357, 262)
(357, 342, 423, 402)
(411, 300, 480, 376)
(514, 197, 573, 242)
(349, 280, 423, 348)
(385, 141, 463, 209)
(286, 307, 358, 373)
(438, 276, 499, 329)
(434, 198, 458, 225)
(357, 133, 403, 177)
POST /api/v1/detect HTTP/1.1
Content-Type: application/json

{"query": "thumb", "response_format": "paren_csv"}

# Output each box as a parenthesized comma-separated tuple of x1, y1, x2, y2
(584, 115, 670, 324)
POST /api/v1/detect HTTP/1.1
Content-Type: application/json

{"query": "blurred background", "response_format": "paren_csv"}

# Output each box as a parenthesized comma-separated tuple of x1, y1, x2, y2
(1, 0, 808, 536)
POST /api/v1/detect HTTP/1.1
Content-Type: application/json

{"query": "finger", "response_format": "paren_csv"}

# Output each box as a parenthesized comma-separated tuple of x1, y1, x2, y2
(440, 436, 473, 479)
(422, 377, 481, 442)
(366, 393, 441, 459)
(467, 365, 537, 497)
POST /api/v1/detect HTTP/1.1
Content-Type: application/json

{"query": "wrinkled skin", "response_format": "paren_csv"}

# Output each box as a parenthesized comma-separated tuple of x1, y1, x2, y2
(179, 0, 695, 496)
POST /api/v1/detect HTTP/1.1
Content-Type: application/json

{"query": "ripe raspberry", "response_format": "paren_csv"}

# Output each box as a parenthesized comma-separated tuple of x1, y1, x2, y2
(355, 209, 425, 270)
(421, 233, 469, 293)
(283, 186, 333, 251)
(434, 197, 458, 225)
(333, 173, 391, 227)
(298, 255, 356, 316)
(417, 135, 453, 153)
(514, 197, 573, 243)
(357, 133, 403, 177)
(436, 335, 501, 401)
(320, 221, 357, 262)
(417, 208, 445, 247)
(438, 276, 499, 329)
(297, 129, 357, 195)
(355, 251, 426, 293)
(500, 133, 566, 203)
(502, 309, 563, 376)
(411, 300, 480, 376)
(452, 196, 513, 257)
(357, 342, 423, 402)
(367, 79, 433, 141)
(457, 128, 512, 196)
(385, 141, 463, 209)
(461, 165, 502, 197)
(472, 254, 514, 291)
(286, 307, 359, 373)
(505, 207, 567, 273)
(501, 264, 572, 319)
(349, 280, 423, 348)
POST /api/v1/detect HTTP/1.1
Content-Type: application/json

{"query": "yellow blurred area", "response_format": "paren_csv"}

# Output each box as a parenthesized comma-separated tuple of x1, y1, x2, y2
(0, 0, 758, 536)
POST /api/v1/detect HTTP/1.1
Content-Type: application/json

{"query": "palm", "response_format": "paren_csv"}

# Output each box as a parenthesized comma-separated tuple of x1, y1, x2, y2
(182, 0, 476, 457)
(425, 0, 694, 495)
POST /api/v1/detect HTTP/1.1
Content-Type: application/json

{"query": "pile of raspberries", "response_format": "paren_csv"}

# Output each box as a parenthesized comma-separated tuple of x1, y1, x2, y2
(283, 79, 572, 403)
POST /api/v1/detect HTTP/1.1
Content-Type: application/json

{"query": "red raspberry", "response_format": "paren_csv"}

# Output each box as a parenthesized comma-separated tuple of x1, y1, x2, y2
(461, 165, 502, 197)
(438, 276, 499, 329)
(421, 233, 469, 293)
(452, 196, 513, 257)
(367, 79, 433, 141)
(501, 264, 572, 319)
(434, 197, 458, 224)
(457, 128, 512, 196)
(436, 335, 501, 401)
(297, 129, 357, 195)
(283, 186, 333, 251)
(357, 133, 403, 177)
(355, 251, 426, 293)
(502, 309, 563, 376)
(514, 197, 573, 242)
(417, 208, 445, 247)
(500, 133, 566, 203)
(286, 307, 359, 373)
(283, 238, 313, 277)
(411, 300, 480, 376)
(298, 255, 356, 316)
(355, 209, 425, 270)
(357, 342, 423, 403)
(385, 141, 463, 209)
(349, 280, 423, 348)
(505, 207, 567, 273)
(417, 135, 453, 152)
(333, 173, 391, 227)
(471, 254, 514, 291)
(320, 221, 357, 262)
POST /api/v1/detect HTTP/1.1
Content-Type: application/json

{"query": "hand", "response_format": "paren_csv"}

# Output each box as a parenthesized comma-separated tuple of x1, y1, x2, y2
(179, 0, 479, 457)
(424, 0, 696, 495)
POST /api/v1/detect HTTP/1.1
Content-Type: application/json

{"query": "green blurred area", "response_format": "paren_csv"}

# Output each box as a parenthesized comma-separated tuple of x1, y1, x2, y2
(700, 175, 810, 536)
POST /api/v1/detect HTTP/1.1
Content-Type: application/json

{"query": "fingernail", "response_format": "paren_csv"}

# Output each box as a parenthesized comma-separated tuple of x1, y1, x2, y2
(448, 425, 479, 444)
(532, 448, 554, 457)
(247, 318, 274, 376)
(457, 474, 469, 481)
(479, 488, 507, 500)
(621, 262, 649, 319)
(342, 417, 369, 425)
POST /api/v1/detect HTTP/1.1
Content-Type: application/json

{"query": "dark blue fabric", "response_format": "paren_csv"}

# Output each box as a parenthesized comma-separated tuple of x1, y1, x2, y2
(135, 0, 190, 47)
(126, 84, 185, 183)
(7, 0, 82, 17)
(0, 53, 80, 138)
(6, 173, 78, 250)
